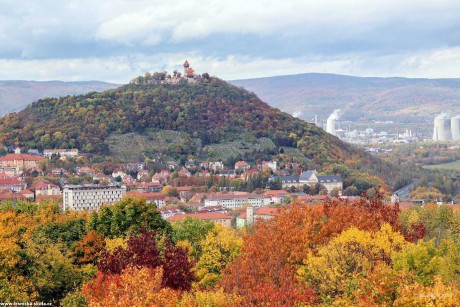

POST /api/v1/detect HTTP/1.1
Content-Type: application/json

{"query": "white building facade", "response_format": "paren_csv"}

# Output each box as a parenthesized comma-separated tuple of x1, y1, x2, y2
(204, 194, 271, 210)
(63, 185, 126, 211)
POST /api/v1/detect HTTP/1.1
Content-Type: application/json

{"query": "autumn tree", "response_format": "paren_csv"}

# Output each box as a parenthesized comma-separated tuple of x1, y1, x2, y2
(172, 217, 215, 260)
(88, 196, 172, 239)
(194, 224, 243, 289)
(97, 229, 195, 291)
(82, 267, 180, 306)
(298, 224, 407, 300)
(72, 230, 106, 265)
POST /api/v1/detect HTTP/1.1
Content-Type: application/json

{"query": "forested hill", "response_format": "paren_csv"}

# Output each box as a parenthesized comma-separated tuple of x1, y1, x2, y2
(0, 77, 399, 186)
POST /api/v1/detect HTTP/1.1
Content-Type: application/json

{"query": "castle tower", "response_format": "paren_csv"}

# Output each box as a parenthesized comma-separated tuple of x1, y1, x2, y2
(183, 60, 190, 76)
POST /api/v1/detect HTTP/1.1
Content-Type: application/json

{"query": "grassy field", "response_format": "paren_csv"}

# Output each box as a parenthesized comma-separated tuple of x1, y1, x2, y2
(423, 160, 460, 170)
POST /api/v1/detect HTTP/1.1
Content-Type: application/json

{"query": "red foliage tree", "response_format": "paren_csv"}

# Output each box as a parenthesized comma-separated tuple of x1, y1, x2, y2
(97, 229, 195, 291)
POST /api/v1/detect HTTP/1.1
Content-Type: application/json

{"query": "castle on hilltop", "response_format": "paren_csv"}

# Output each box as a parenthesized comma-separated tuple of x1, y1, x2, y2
(130, 60, 209, 85)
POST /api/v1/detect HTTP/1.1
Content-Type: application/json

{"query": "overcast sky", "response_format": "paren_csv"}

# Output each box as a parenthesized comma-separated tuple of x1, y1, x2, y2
(1, 0, 460, 83)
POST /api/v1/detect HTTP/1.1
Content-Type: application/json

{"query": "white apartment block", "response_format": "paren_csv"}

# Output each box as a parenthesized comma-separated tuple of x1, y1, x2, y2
(63, 185, 126, 211)
(204, 193, 271, 210)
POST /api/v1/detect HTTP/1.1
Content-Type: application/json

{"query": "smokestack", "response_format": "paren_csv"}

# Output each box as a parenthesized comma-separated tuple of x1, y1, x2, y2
(326, 109, 340, 136)
(433, 113, 452, 141)
(451, 115, 460, 141)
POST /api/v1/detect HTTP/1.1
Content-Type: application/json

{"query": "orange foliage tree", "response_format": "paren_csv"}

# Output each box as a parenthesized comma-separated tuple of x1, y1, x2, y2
(82, 267, 180, 306)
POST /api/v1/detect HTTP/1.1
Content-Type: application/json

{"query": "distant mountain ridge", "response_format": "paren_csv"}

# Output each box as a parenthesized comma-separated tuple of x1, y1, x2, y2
(0, 80, 118, 115)
(230, 73, 460, 132)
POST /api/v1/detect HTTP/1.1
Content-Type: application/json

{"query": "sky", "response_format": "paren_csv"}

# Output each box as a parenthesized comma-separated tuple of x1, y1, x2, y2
(1, 0, 460, 83)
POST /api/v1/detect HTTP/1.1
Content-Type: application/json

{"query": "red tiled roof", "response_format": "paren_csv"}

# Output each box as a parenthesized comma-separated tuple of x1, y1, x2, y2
(0, 178, 23, 186)
(176, 186, 193, 192)
(235, 161, 249, 166)
(0, 190, 25, 201)
(0, 154, 42, 161)
(167, 212, 231, 222)
(126, 191, 165, 199)
(264, 190, 288, 196)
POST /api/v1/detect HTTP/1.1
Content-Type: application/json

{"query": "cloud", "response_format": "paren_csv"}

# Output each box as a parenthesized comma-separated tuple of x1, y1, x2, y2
(1, 46, 460, 83)
(1, 1, 460, 80)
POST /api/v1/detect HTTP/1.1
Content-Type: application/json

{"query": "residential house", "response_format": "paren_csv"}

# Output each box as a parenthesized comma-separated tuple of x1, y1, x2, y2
(260, 161, 277, 172)
(136, 181, 162, 193)
(199, 205, 227, 213)
(264, 190, 289, 205)
(19, 189, 34, 199)
(0, 190, 26, 202)
(152, 170, 170, 183)
(208, 161, 224, 172)
(112, 169, 127, 180)
(77, 167, 96, 177)
(0, 154, 43, 171)
(125, 162, 147, 172)
(199, 162, 209, 170)
(235, 161, 250, 172)
(126, 191, 166, 208)
(0, 178, 26, 192)
(27, 149, 41, 156)
(219, 170, 236, 178)
(236, 206, 280, 228)
(32, 181, 61, 196)
(0, 167, 22, 177)
(93, 173, 113, 185)
(178, 168, 191, 177)
(160, 208, 184, 220)
(197, 170, 210, 177)
(137, 170, 150, 181)
(176, 186, 193, 201)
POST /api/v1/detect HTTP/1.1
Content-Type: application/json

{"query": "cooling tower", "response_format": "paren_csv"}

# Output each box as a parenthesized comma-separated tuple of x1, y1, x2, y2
(433, 116, 452, 141)
(326, 118, 336, 136)
(452, 116, 460, 140)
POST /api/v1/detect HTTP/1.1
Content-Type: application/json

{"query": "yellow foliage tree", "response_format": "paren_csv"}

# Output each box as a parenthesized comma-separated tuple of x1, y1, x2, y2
(104, 236, 127, 252)
(298, 224, 407, 299)
(179, 288, 243, 306)
(394, 277, 460, 306)
(393, 239, 442, 286)
(194, 223, 243, 289)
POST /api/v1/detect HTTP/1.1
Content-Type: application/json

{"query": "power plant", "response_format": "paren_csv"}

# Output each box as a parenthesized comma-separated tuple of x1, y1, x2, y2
(326, 109, 340, 136)
(432, 113, 460, 141)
